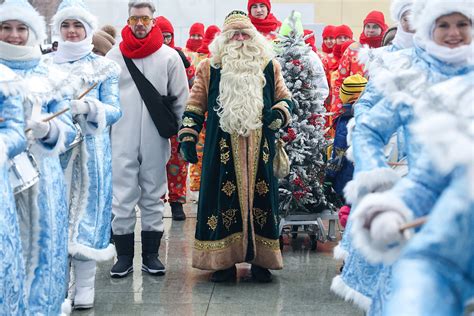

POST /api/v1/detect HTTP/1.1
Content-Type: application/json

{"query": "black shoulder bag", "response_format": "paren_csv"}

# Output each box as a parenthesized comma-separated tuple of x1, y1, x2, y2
(122, 54, 179, 138)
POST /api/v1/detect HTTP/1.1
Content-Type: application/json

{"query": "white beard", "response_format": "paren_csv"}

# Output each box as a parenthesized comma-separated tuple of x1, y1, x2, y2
(215, 40, 267, 137)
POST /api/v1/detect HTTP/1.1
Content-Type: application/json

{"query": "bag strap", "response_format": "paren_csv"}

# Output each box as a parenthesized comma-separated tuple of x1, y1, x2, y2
(122, 54, 162, 99)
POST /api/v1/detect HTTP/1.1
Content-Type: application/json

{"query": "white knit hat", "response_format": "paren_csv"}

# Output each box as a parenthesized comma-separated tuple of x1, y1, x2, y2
(390, 0, 413, 23)
(0, 0, 46, 45)
(410, 0, 473, 42)
(52, 0, 98, 36)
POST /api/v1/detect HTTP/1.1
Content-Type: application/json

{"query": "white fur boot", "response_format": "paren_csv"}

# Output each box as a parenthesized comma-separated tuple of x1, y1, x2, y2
(72, 259, 96, 309)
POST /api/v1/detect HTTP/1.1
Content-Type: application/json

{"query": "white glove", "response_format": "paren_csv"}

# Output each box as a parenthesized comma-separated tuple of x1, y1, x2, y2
(369, 211, 407, 249)
(70, 100, 90, 115)
(26, 119, 50, 139)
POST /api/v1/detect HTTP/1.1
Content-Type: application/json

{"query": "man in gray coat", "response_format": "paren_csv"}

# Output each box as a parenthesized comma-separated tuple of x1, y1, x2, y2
(107, 0, 189, 278)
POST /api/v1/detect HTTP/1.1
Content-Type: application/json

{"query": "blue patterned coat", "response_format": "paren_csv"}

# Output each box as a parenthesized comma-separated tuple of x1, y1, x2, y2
(47, 53, 122, 261)
(0, 64, 28, 316)
(351, 72, 474, 315)
(331, 44, 474, 312)
(0, 57, 77, 316)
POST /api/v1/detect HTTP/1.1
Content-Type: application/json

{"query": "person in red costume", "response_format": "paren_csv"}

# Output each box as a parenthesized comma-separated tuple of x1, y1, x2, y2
(185, 23, 204, 52)
(331, 11, 387, 115)
(155, 16, 196, 221)
(106, 0, 189, 278)
(247, 0, 281, 39)
(196, 25, 221, 56)
(184, 22, 205, 61)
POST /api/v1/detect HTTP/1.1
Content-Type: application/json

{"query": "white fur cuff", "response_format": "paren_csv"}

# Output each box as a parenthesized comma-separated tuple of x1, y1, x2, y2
(351, 192, 414, 264)
(344, 167, 400, 205)
(330, 275, 372, 311)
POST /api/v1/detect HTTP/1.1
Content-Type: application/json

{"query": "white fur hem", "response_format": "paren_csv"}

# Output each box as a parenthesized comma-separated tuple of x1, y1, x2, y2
(333, 244, 349, 260)
(330, 275, 372, 311)
(61, 298, 72, 316)
(351, 192, 414, 264)
(344, 168, 400, 205)
(69, 242, 116, 262)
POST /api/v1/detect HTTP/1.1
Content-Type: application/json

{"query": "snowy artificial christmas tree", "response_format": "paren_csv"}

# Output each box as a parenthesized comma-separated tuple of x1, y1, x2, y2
(276, 12, 334, 216)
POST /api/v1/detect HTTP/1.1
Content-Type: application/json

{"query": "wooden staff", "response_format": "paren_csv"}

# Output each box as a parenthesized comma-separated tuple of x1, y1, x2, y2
(389, 161, 408, 167)
(399, 216, 428, 232)
(25, 82, 98, 133)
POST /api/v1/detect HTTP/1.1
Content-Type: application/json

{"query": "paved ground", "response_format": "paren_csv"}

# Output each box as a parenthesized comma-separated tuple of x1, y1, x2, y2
(73, 203, 362, 316)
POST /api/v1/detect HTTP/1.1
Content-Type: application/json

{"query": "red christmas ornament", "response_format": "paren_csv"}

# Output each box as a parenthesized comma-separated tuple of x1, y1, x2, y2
(293, 191, 306, 201)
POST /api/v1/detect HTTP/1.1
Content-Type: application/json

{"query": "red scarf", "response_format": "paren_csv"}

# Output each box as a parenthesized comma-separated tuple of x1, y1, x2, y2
(119, 25, 163, 59)
(186, 38, 202, 52)
(359, 33, 384, 48)
(322, 42, 333, 54)
(250, 13, 281, 35)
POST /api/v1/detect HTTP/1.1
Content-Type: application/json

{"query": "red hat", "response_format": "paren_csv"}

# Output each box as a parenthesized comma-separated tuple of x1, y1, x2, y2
(322, 25, 336, 39)
(197, 25, 221, 55)
(189, 22, 205, 37)
(335, 24, 353, 39)
(247, 0, 271, 13)
(363, 10, 388, 30)
(156, 16, 175, 48)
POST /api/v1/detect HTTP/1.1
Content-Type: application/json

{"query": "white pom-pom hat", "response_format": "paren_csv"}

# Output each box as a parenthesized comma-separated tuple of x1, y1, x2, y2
(52, 0, 98, 36)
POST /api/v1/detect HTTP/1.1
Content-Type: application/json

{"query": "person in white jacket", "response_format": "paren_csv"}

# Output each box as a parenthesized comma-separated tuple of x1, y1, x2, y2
(106, 0, 189, 278)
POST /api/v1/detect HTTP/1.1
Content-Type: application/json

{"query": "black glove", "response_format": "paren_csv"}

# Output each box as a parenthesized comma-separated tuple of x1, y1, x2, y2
(263, 109, 284, 131)
(179, 141, 198, 164)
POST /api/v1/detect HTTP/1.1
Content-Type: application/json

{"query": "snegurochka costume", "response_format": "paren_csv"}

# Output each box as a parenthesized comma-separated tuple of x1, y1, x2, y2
(0, 0, 77, 314)
(354, 71, 474, 315)
(178, 12, 293, 271)
(333, 0, 415, 261)
(331, 0, 474, 313)
(0, 64, 28, 315)
(48, 0, 122, 309)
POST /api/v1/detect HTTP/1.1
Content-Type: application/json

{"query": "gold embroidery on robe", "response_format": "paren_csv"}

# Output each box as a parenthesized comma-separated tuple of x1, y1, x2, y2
(255, 234, 280, 251)
(253, 208, 268, 229)
(262, 138, 270, 164)
(222, 209, 238, 230)
(256, 180, 269, 196)
(194, 233, 243, 251)
(207, 215, 218, 231)
(222, 181, 236, 197)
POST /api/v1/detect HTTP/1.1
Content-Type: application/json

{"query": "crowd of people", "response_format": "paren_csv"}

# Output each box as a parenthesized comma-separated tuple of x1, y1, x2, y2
(0, 0, 472, 315)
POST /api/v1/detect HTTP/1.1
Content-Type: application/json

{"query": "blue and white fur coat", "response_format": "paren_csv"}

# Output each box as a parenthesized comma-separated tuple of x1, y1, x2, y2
(47, 53, 122, 262)
(0, 64, 28, 315)
(354, 72, 474, 315)
(0, 56, 77, 315)
(331, 44, 474, 312)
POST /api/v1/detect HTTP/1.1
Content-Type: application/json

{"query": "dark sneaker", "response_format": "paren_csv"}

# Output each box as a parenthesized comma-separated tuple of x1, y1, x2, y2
(170, 202, 186, 221)
(142, 254, 166, 275)
(210, 266, 237, 283)
(251, 265, 273, 283)
(110, 256, 134, 278)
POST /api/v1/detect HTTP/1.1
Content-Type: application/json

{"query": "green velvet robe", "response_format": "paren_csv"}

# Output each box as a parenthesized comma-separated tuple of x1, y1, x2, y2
(179, 58, 292, 270)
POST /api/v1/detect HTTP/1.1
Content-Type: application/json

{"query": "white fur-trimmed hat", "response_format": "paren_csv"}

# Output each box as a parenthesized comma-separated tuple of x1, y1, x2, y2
(410, 0, 473, 41)
(390, 0, 413, 23)
(0, 0, 46, 45)
(52, 0, 98, 35)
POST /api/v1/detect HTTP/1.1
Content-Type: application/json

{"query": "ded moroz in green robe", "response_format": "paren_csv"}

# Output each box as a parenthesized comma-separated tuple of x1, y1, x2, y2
(178, 58, 293, 270)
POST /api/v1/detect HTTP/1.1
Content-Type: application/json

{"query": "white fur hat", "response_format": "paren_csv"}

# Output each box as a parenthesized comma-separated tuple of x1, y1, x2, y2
(410, 0, 473, 41)
(390, 0, 413, 23)
(52, 0, 98, 35)
(0, 0, 46, 45)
